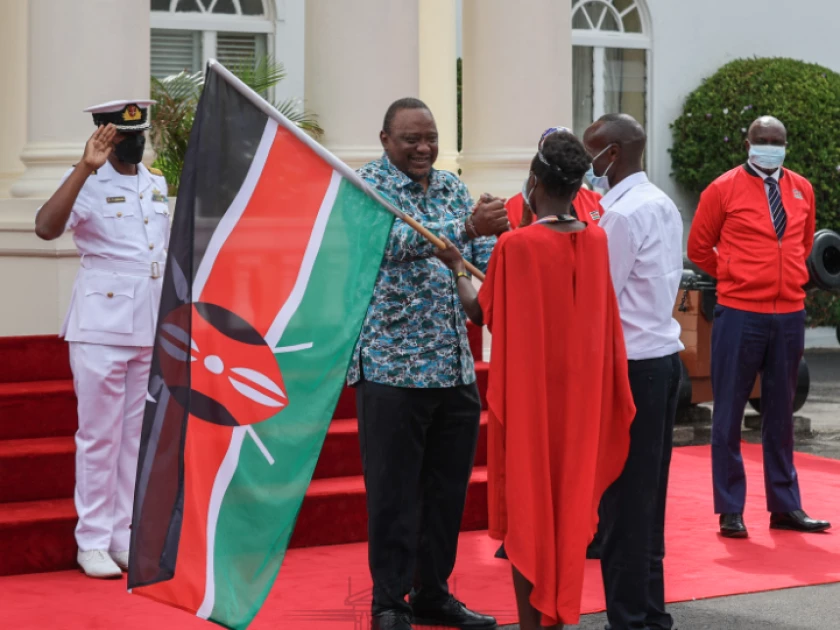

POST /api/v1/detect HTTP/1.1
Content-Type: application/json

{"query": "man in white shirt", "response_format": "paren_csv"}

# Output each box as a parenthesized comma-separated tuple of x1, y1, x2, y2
(35, 101, 170, 580)
(583, 114, 684, 630)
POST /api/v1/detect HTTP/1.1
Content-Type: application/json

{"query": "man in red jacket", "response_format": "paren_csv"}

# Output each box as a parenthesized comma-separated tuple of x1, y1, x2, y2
(687, 115, 830, 538)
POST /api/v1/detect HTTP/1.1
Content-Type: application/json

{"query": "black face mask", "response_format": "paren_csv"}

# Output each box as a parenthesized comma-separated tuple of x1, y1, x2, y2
(114, 133, 146, 164)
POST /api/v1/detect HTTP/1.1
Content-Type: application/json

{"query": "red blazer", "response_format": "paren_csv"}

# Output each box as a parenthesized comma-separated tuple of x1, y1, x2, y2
(506, 187, 603, 228)
(687, 164, 816, 314)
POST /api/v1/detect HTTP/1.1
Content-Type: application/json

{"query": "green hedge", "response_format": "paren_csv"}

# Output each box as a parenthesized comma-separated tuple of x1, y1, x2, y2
(670, 57, 840, 326)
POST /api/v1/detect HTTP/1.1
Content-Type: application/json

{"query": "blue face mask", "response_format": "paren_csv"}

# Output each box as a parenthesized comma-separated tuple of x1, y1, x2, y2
(749, 144, 786, 171)
(584, 144, 615, 192)
(522, 175, 534, 208)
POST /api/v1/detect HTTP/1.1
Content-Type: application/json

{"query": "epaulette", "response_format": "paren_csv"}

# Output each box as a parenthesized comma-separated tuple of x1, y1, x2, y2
(149, 167, 164, 176)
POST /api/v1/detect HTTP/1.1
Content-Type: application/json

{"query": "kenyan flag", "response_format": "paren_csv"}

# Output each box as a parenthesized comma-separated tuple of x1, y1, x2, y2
(128, 61, 394, 628)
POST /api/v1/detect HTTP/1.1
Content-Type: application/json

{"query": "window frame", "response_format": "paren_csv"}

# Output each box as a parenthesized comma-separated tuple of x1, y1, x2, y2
(571, 0, 654, 174)
(149, 0, 306, 104)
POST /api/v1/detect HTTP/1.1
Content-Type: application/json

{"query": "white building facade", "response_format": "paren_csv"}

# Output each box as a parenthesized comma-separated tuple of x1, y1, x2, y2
(0, 0, 838, 336)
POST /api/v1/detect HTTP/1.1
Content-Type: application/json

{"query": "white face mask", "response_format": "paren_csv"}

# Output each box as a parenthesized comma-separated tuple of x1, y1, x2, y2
(584, 144, 615, 192)
(748, 143, 786, 171)
(522, 174, 535, 208)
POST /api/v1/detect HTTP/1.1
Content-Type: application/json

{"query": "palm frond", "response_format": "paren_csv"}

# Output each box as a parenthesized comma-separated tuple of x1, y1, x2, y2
(273, 98, 324, 138)
(149, 56, 324, 194)
(223, 56, 287, 94)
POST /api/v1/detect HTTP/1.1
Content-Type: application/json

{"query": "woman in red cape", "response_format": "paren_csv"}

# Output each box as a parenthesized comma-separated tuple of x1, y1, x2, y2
(436, 129, 634, 628)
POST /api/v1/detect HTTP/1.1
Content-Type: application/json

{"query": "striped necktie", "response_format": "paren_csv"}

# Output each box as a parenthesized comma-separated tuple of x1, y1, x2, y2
(765, 177, 787, 240)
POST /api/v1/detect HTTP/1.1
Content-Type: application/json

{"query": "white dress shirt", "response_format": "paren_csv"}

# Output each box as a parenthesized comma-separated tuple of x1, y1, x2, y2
(598, 172, 685, 361)
(749, 162, 781, 218)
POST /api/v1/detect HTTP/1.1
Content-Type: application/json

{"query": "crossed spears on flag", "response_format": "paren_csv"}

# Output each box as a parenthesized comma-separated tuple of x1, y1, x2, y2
(144, 60, 486, 467)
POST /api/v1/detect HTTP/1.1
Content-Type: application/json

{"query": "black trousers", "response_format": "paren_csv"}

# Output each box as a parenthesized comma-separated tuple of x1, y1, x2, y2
(600, 353, 681, 630)
(356, 380, 482, 615)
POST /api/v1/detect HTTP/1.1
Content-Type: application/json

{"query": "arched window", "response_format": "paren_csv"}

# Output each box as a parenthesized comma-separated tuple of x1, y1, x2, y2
(571, 0, 651, 139)
(150, 0, 273, 78)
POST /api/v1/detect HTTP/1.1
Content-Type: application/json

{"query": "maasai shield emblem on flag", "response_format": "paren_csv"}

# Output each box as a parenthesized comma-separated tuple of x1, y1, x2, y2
(128, 61, 394, 629)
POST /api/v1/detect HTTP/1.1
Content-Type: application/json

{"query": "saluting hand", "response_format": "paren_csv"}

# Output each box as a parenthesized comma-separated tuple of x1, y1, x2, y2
(81, 124, 116, 171)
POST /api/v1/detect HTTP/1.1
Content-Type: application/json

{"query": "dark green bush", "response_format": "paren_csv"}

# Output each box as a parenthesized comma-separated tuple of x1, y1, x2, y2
(671, 57, 840, 326)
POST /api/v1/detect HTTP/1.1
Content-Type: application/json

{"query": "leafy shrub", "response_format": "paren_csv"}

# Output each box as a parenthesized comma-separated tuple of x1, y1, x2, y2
(671, 57, 840, 326)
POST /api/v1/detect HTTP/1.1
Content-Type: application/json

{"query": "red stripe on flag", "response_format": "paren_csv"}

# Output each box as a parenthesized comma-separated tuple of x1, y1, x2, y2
(200, 125, 335, 336)
(136, 124, 334, 614)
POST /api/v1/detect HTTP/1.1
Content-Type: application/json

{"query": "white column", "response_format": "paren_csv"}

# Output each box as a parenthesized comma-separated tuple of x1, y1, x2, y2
(10, 0, 151, 199)
(459, 0, 573, 199)
(304, 0, 420, 170)
(0, 0, 29, 198)
(419, 0, 459, 175)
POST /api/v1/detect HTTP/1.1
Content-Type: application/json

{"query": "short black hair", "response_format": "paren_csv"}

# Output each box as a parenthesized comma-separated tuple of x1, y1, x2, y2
(383, 97, 430, 134)
(530, 131, 591, 199)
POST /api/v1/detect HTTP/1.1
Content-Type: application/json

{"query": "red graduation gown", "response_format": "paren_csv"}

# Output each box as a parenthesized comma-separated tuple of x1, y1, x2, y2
(478, 225, 634, 626)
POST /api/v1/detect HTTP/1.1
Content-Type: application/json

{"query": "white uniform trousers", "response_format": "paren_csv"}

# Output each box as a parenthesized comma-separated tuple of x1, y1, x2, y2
(69, 342, 152, 552)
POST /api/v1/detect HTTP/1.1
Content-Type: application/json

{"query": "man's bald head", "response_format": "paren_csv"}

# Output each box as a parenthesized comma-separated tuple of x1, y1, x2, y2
(585, 113, 647, 151)
(747, 116, 787, 146)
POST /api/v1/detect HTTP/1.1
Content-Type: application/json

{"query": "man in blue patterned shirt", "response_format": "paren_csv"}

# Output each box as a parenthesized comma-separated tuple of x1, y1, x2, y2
(351, 98, 507, 630)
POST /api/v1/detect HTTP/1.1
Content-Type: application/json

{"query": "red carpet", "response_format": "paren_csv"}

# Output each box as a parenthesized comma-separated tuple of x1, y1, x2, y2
(0, 329, 488, 576)
(3, 443, 840, 629)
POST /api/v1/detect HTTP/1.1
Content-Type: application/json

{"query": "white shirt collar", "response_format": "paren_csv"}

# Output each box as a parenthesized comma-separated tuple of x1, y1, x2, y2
(746, 162, 781, 182)
(599, 171, 650, 211)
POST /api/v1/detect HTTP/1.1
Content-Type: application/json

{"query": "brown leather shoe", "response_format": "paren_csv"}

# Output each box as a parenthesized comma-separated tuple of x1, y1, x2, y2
(719, 513, 748, 538)
(770, 510, 831, 533)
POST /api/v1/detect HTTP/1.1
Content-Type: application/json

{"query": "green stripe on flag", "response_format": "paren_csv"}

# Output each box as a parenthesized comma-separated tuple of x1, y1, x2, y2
(209, 177, 394, 628)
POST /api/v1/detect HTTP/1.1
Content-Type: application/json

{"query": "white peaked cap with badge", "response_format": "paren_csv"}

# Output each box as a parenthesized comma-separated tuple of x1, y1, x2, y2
(83, 100, 157, 132)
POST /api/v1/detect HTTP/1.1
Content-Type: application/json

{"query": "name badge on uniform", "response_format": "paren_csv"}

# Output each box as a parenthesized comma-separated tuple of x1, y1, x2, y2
(589, 210, 601, 221)
(152, 188, 168, 204)
(793, 189, 804, 200)
(106, 196, 126, 204)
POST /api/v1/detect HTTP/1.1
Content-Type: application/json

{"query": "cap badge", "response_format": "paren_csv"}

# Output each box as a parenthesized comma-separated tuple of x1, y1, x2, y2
(123, 105, 142, 122)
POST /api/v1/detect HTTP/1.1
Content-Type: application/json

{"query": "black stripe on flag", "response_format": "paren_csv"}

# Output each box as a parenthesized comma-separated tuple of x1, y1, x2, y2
(128, 65, 269, 589)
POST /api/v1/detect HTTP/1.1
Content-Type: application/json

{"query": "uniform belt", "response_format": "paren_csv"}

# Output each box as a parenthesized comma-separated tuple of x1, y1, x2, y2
(80, 256, 165, 279)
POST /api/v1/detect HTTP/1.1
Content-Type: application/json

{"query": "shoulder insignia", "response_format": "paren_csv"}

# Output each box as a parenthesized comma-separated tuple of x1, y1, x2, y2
(149, 167, 164, 176)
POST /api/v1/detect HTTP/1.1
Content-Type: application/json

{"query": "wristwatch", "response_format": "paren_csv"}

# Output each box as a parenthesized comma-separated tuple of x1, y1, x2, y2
(456, 271, 470, 281)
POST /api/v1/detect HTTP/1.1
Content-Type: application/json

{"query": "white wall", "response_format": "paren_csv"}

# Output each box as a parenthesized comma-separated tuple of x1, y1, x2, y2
(647, 0, 840, 234)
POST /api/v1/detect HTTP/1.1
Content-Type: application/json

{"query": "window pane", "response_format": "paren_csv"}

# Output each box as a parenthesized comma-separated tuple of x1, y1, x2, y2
(176, 0, 201, 12)
(623, 7, 643, 33)
(240, 0, 265, 15)
(213, 0, 237, 14)
(217, 32, 268, 68)
(199, 0, 213, 9)
(573, 46, 594, 139)
(613, 0, 634, 12)
(601, 8, 620, 31)
(584, 2, 606, 27)
(150, 29, 202, 78)
(151, 0, 170, 11)
(572, 8, 592, 29)
(603, 48, 647, 130)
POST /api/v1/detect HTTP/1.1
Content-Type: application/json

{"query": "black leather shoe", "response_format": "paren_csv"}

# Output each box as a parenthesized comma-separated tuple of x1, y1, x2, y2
(719, 513, 748, 538)
(371, 609, 413, 630)
(412, 595, 497, 629)
(770, 510, 831, 533)
(494, 543, 507, 559)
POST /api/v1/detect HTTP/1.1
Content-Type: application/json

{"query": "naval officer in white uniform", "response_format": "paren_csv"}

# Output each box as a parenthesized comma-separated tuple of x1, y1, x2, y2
(35, 100, 170, 579)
